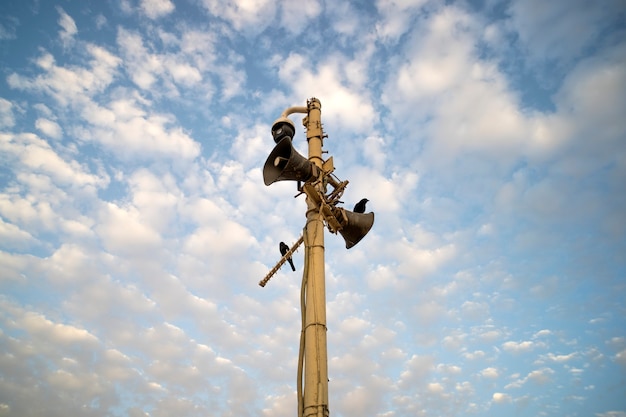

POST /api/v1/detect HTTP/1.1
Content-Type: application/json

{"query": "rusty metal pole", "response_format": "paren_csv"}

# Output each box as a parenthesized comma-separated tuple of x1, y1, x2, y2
(302, 97, 329, 417)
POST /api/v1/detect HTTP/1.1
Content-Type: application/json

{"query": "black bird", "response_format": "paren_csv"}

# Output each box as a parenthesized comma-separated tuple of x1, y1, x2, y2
(280, 241, 296, 271)
(353, 198, 369, 213)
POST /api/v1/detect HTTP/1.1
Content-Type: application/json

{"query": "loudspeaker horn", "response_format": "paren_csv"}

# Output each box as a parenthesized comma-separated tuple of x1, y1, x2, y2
(263, 138, 320, 186)
(337, 209, 375, 249)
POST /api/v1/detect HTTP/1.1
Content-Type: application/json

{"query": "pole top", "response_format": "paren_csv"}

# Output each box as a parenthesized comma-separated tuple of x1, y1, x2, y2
(308, 97, 321, 109)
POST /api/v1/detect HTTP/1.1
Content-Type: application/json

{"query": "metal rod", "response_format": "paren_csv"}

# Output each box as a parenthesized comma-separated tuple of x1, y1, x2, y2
(258, 236, 304, 287)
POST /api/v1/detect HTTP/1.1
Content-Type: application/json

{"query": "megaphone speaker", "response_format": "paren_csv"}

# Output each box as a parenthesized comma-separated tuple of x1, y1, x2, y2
(263, 138, 320, 186)
(337, 209, 374, 249)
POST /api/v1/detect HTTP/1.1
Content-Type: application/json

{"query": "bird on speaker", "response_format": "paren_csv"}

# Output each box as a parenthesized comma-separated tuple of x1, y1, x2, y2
(353, 198, 369, 213)
(279, 241, 296, 271)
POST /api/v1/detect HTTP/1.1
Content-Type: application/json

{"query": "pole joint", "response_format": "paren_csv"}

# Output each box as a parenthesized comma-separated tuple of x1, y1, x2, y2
(303, 322, 327, 332)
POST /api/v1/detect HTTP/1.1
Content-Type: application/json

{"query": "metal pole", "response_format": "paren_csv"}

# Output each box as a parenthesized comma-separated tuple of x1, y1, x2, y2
(302, 98, 329, 417)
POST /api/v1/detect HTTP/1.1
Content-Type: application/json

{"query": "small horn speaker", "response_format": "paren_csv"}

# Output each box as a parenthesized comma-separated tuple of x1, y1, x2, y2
(263, 138, 319, 186)
(337, 209, 375, 249)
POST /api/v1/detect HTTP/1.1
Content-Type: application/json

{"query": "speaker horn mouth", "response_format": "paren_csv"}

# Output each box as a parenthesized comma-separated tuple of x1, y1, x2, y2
(263, 138, 318, 186)
(337, 210, 375, 249)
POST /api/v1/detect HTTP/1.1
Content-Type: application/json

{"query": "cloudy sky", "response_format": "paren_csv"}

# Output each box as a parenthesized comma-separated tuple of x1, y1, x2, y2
(1, 0, 625, 416)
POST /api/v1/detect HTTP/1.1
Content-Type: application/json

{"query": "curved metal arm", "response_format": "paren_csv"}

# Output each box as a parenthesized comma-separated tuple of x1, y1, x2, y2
(281, 106, 308, 118)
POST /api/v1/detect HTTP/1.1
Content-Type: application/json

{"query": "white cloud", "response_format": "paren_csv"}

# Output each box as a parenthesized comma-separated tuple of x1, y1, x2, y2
(230, 123, 269, 168)
(460, 300, 490, 321)
(1, 2, 624, 416)
(261, 389, 296, 417)
(79, 98, 201, 161)
(325, 2, 361, 37)
(115, 27, 226, 100)
(0, 97, 15, 127)
(398, 354, 435, 388)
(437, 363, 462, 375)
(456, 381, 474, 395)
(338, 316, 370, 335)
(360, 135, 387, 171)
(384, 6, 477, 104)
(0, 217, 34, 249)
(480, 367, 499, 379)
(505, 367, 555, 389)
(479, 329, 503, 343)
(533, 329, 552, 338)
(35, 118, 63, 139)
(281, 0, 322, 34)
(276, 53, 376, 134)
(464, 350, 486, 361)
(427, 382, 445, 393)
(0, 190, 56, 232)
(7, 45, 121, 107)
(477, 223, 494, 236)
(56, 7, 77, 46)
(0, 292, 261, 416)
(95, 14, 108, 29)
(360, 224, 457, 290)
(200, 0, 277, 34)
(492, 392, 511, 404)
(165, 59, 202, 86)
(391, 237, 456, 284)
(96, 201, 163, 257)
(18, 310, 99, 346)
(546, 352, 577, 363)
(44, 244, 100, 285)
(526, 367, 555, 385)
(596, 412, 626, 417)
(375, 0, 429, 42)
(127, 168, 181, 234)
(381, 5, 534, 177)
(0, 18, 18, 40)
(429, 74, 527, 158)
(116, 28, 164, 90)
(606, 336, 626, 348)
(412, 300, 447, 326)
(502, 340, 535, 354)
(351, 167, 419, 215)
(183, 220, 255, 257)
(0, 132, 107, 190)
(546, 40, 626, 174)
(140, 0, 175, 19)
(442, 332, 467, 351)
(507, 0, 619, 66)
(364, 265, 396, 290)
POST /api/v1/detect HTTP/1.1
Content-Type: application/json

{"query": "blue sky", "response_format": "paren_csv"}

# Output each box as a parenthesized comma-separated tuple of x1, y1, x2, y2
(1, 0, 625, 416)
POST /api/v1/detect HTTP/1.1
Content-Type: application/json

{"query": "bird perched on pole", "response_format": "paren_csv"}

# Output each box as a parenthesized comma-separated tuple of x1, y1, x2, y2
(353, 198, 369, 213)
(279, 241, 296, 271)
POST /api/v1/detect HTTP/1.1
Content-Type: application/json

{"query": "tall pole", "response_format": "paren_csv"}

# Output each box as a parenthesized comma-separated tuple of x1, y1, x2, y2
(302, 98, 329, 417)
(261, 97, 372, 416)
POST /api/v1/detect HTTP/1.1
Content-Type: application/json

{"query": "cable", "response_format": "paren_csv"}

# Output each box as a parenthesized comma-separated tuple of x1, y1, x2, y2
(297, 226, 309, 417)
